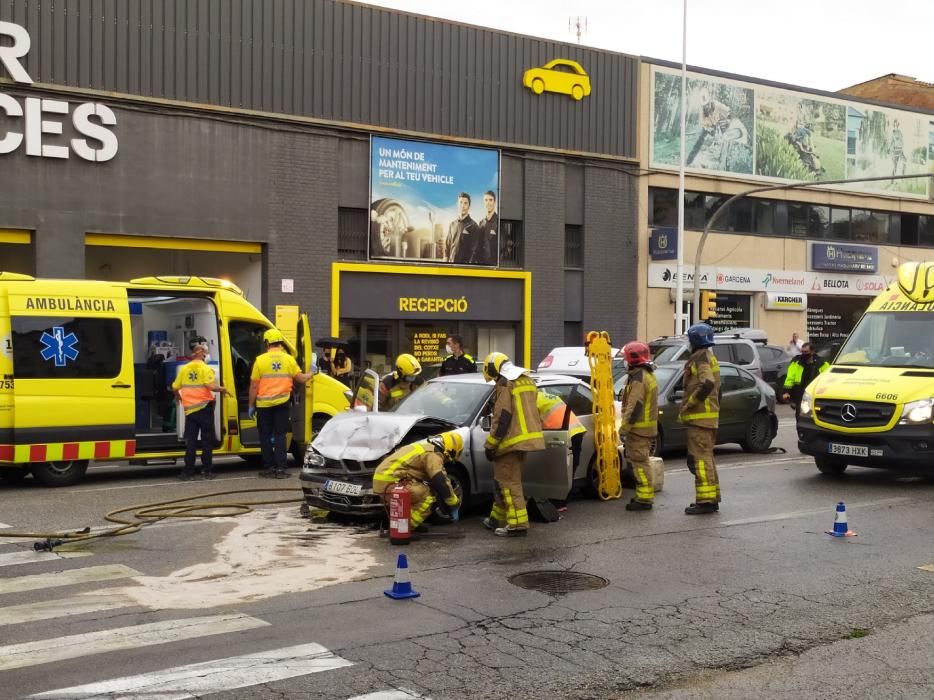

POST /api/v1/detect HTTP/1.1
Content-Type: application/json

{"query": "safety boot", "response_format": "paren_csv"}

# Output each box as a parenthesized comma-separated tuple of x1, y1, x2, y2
(625, 499, 653, 511)
(257, 469, 277, 479)
(482, 517, 503, 531)
(494, 527, 528, 538)
(684, 502, 718, 515)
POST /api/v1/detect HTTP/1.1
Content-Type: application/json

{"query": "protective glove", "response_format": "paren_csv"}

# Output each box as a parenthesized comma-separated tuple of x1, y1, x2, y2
(484, 447, 496, 462)
(248, 405, 256, 419)
(449, 507, 460, 523)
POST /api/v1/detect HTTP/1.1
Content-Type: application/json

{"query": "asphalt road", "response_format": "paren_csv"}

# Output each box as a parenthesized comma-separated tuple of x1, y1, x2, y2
(3, 406, 934, 699)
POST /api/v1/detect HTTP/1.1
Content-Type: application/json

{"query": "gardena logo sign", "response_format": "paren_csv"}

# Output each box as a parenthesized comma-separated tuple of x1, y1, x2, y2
(0, 21, 118, 162)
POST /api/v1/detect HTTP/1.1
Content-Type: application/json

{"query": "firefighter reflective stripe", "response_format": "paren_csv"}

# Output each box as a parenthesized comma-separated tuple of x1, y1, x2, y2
(410, 494, 435, 527)
(0, 440, 136, 464)
(634, 467, 654, 501)
(492, 382, 542, 450)
(632, 373, 658, 429)
(489, 504, 506, 523)
(373, 443, 428, 483)
(502, 487, 528, 528)
(695, 459, 719, 501)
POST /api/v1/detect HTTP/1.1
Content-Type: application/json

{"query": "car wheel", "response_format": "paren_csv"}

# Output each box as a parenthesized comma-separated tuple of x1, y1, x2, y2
(531, 78, 545, 95)
(741, 412, 774, 453)
(571, 84, 584, 100)
(651, 429, 664, 457)
(815, 457, 848, 476)
(429, 463, 471, 525)
(31, 460, 89, 487)
(0, 466, 31, 484)
(584, 453, 632, 499)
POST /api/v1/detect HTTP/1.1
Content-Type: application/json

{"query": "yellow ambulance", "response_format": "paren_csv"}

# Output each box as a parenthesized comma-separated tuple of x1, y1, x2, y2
(798, 262, 934, 475)
(0, 273, 349, 486)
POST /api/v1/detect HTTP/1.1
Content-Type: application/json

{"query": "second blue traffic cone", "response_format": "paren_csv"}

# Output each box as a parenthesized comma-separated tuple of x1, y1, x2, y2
(384, 553, 421, 599)
(826, 501, 856, 538)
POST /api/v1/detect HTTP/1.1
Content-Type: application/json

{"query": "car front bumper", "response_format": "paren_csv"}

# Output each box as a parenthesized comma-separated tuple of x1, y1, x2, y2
(299, 470, 385, 518)
(797, 419, 934, 470)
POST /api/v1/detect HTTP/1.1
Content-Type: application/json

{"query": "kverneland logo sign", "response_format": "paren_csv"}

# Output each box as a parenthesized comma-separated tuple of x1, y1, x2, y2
(0, 21, 118, 162)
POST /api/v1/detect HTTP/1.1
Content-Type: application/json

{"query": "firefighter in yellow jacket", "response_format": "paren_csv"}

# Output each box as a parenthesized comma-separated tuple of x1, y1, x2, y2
(482, 352, 545, 537)
(372, 430, 464, 532)
(378, 353, 423, 410)
(679, 323, 722, 515)
(618, 341, 658, 511)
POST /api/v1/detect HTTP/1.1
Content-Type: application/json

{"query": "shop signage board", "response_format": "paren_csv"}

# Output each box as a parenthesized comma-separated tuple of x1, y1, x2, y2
(369, 136, 500, 267)
(409, 330, 448, 365)
(707, 293, 751, 333)
(0, 21, 118, 162)
(648, 263, 891, 297)
(765, 292, 808, 311)
(810, 243, 879, 273)
(649, 227, 677, 260)
(807, 297, 872, 348)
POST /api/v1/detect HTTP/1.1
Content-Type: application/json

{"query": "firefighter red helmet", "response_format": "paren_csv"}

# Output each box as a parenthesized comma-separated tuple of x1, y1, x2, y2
(622, 341, 651, 367)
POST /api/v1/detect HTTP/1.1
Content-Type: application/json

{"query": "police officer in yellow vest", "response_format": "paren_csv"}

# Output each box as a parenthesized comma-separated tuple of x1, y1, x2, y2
(372, 429, 464, 533)
(619, 341, 659, 511)
(679, 323, 722, 515)
(482, 352, 545, 537)
(172, 336, 231, 481)
(378, 354, 423, 410)
(248, 329, 315, 479)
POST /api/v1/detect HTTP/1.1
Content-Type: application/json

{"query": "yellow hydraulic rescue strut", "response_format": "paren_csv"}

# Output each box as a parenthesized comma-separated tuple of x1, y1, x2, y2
(585, 331, 622, 500)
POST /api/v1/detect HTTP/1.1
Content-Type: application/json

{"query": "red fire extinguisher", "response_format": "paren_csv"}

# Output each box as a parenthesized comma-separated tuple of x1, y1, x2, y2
(387, 482, 412, 546)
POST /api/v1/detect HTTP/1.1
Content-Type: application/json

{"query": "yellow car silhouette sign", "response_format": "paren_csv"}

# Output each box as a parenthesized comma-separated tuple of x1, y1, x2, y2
(523, 59, 591, 100)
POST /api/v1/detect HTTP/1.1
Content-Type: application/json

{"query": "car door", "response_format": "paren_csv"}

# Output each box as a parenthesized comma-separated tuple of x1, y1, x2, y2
(542, 382, 596, 480)
(666, 371, 690, 449)
(289, 313, 313, 452)
(351, 369, 380, 412)
(718, 366, 760, 440)
(757, 346, 777, 384)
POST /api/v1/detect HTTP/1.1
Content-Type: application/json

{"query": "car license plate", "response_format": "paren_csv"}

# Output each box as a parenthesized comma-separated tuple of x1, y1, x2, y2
(829, 443, 869, 457)
(324, 479, 362, 496)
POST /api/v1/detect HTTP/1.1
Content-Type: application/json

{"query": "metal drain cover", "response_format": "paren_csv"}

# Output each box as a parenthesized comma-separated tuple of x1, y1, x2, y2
(508, 570, 609, 596)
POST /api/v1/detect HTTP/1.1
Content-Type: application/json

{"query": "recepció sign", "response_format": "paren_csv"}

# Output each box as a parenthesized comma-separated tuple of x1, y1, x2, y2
(0, 21, 118, 162)
(810, 242, 878, 273)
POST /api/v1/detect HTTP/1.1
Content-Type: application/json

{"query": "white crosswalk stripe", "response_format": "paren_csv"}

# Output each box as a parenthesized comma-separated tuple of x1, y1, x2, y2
(0, 550, 92, 569)
(0, 522, 11, 529)
(31, 642, 353, 699)
(0, 592, 137, 627)
(347, 691, 428, 700)
(0, 564, 138, 595)
(0, 613, 268, 672)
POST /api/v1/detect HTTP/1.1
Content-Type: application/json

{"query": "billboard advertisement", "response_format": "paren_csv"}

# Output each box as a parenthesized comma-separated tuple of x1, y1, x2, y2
(369, 136, 500, 266)
(650, 66, 933, 199)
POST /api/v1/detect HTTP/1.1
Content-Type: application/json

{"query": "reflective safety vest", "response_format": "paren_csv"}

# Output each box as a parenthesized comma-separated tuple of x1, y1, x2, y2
(372, 440, 458, 507)
(620, 367, 658, 438)
(172, 360, 216, 415)
(485, 374, 546, 454)
(536, 391, 586, 438)
(784, 357, 830, 389)
(680, 348, 720, 429)
(251, 348, 300, 408)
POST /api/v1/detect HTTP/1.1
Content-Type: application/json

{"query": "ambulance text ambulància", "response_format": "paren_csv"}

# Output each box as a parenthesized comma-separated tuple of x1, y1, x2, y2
(0, 274, 349, 485)
(798, 262, 934, 475)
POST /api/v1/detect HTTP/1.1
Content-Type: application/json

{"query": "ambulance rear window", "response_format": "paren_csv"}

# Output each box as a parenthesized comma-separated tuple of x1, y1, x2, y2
(12, 316, 123, 379)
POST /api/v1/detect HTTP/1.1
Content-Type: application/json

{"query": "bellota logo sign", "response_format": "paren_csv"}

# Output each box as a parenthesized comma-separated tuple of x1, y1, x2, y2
(0, 21, 118, 162)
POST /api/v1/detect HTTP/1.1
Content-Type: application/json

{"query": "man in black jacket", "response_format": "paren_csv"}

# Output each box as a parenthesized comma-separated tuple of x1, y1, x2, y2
(440, 335, 475, 376)
(445, 193, 480, 264)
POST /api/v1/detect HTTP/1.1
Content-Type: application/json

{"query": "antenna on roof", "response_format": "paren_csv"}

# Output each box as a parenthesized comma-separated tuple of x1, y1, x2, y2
(569, 16, 588, 44)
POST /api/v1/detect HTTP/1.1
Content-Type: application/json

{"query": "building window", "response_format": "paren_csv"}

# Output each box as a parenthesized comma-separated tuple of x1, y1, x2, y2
(499, 220, 523, 268)
(650, 189, 677, 227)
(852, 210, 889, 244)
(337, 208, 368, 260)
(685, 192, 706, 230)
(564, 225, 583, 269)
(830, 207, 851, 240)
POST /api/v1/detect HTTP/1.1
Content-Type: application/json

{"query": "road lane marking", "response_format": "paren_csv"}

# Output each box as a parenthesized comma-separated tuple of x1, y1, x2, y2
(720, 497, 911, 527)
(0, 613, 268, 672)
(0, 564, 139, 595)
(0, 522, 10, 529)
(918, 564, 934, 573)
(31, 641, 349, 698)
(347, 692, 427, 700)
(0, 593, 137, 627)
(0, 550, 92, 569)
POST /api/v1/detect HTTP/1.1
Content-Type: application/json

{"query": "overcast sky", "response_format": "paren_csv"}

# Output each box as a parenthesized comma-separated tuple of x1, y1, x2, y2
(360, 0, 932, 92)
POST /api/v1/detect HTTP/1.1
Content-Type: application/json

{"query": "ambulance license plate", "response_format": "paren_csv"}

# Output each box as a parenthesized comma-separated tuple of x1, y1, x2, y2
(829, 443, 868, 457)
(324, 479, 362, 496)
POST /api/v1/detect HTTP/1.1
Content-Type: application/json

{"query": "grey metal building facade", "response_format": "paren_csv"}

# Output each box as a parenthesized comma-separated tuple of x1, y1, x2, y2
(0, 0, 640, 368)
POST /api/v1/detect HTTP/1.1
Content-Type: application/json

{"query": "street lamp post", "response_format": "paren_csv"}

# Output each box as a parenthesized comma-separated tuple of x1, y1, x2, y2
(690, 173, 934, 324)
(673, 0, 688, 335)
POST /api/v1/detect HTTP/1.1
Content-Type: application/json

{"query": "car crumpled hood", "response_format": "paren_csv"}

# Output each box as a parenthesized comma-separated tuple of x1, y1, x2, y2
(311, 412, 456, 461)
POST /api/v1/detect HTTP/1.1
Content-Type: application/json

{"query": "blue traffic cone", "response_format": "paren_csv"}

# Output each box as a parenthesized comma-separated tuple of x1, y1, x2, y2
(826, 501, 856, 538)
(384, 553, 421, 600)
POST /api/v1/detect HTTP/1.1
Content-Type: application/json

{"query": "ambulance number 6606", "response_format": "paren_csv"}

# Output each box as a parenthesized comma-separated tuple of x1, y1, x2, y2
(876, 392, 898, 401)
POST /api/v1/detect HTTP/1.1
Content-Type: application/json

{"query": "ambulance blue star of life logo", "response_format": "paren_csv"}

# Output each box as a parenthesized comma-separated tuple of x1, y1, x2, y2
(188, 370, 198, 381)
(39, 327, 80, 367)
(271, 361, 282, 371)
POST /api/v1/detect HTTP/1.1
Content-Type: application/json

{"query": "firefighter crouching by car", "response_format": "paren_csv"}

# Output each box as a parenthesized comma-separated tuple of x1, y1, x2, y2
(379, 353, 423, 410)
(482, 352, 545, 537)
(372, 430, 464, 532)
(680, 323, 722, 515)
(618, 341, 658, 512)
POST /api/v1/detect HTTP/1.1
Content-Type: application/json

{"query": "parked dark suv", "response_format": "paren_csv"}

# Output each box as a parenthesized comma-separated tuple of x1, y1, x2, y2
(756, 344, 794, 399)
(649, 334, 763, 378)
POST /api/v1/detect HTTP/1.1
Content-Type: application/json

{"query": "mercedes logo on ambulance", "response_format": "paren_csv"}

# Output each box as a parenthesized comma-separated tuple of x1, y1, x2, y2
(841, 403, 858, 422)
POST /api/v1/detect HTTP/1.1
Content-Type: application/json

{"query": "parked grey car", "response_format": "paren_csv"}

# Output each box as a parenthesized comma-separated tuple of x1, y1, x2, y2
(615, 362, 777, 456)
(649, 334, 764, 378)
(300, 372, 613, 519)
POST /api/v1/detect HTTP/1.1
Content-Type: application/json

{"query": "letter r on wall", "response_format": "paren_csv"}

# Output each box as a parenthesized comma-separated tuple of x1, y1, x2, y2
(0, 21, 33, 84)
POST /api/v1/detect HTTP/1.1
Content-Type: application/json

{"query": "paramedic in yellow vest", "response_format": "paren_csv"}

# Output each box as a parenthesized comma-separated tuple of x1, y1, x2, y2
(537, 389, 587, 512)
(679, 324, 722, 515)
(618, 341, 659, 511)
(482, 352, 545, 537)
(378, 354, 422, 410)
(248, 328, 315, 479)
(172, 336, 231, 481)
(372, 430, 464, 533)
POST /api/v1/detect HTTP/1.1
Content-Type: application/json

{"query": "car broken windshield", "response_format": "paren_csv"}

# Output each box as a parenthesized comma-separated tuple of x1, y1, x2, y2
(388, 380, 492, 425)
